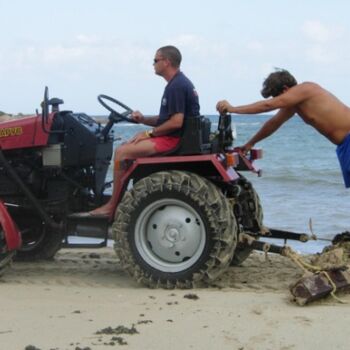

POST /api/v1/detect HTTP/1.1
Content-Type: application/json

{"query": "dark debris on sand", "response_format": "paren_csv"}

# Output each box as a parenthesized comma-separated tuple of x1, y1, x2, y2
(95, 324, 140, 347)
(184, 293, 199, 300)
(96, 324, 139, 335)
(137, 320, 153, 325)
(111, 336, 128, 345)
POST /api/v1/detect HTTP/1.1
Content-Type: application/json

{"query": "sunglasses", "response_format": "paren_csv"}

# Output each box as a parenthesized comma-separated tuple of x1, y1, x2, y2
(153, 58, 166, 64)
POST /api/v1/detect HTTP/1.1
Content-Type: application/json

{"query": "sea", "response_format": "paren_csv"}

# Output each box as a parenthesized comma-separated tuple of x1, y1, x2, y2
(103, 114, 349, 254)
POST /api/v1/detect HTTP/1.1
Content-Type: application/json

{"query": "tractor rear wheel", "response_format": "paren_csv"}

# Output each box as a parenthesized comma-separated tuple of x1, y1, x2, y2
(230, 176, 263, 266)
(113, 171, 237, 288)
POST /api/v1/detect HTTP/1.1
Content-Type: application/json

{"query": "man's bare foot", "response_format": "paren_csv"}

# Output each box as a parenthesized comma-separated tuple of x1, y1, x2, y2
(70, 202, 114, 218)
(89, 203, 113, 217)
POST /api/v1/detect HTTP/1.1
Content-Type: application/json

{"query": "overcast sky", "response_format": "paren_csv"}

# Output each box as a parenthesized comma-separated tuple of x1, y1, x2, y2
(1, 0, 349, 115)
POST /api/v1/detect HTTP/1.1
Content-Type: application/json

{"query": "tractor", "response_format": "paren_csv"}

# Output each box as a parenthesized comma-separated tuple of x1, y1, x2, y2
(0, 88, 303, 287)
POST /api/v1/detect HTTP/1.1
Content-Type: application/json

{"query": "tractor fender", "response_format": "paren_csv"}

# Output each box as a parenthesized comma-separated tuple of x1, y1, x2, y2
(123, 154, 241, 183)
(0, 201, 22, 251)
(109, 155, 240, 218)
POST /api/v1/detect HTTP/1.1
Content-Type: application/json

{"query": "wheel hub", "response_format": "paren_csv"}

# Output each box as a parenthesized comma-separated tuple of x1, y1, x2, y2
(163, 224, 183, 246)
(134, 198, 206, 272)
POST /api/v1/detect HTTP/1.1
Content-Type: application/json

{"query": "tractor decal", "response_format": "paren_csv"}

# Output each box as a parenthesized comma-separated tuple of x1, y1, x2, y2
(0, 127, 23, 138)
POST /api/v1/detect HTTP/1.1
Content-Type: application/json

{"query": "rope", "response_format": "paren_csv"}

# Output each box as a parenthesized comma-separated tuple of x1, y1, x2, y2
(283, 246, 346, 304)
(319, 271, 346, 304)
(262, 242, 271, 261)
(283, 246, 320, 273)
(240, 231, 347, 304)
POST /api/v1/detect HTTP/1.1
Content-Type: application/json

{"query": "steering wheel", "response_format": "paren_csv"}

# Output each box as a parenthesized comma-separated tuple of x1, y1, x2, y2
(97, 94, 137, 124)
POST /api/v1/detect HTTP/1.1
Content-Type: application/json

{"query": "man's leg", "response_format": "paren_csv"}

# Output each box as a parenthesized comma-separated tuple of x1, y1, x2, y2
(89, 139, 157, 216)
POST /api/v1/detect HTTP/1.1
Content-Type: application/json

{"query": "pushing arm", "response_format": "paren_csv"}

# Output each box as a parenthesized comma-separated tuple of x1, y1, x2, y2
(216, 83, 309, 115)
(241, 108, 295, 152)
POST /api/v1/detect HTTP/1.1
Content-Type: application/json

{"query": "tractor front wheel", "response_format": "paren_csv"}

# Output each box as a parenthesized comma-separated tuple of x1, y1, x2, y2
(14, 214, 64, 261)
(0, 228, 15, 276)
(113, 171, 238, 288)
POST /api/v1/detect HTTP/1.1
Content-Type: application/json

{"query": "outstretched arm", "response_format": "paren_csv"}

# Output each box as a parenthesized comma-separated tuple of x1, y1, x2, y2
(241, 108, 295, 152)
(216, 84, 309, 114)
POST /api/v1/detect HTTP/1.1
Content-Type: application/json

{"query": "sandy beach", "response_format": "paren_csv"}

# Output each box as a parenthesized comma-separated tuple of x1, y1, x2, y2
(1, 248, 350, 350)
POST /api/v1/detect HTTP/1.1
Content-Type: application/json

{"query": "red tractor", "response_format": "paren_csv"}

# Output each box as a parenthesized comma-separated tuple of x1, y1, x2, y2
(0, 88, 277, 286)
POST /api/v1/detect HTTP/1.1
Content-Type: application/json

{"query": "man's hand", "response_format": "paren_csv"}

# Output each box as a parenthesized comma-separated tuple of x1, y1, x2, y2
(128, 130, 150, 144)
(216, 100, 233, 114)
(131, 111, 145, 124)
(239, 142, 254, 154)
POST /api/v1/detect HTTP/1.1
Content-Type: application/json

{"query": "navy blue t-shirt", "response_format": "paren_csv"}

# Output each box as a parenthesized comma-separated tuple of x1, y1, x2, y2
(157, 71, 200, 136)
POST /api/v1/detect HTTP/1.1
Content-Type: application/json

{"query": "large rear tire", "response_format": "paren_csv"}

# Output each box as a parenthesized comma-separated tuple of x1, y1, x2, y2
(113, 171, 238, 288)
(230, 176, 263, 266)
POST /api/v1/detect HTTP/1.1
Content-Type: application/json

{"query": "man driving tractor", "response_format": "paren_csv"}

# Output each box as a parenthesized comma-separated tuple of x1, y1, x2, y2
(76, 45, 200, 217)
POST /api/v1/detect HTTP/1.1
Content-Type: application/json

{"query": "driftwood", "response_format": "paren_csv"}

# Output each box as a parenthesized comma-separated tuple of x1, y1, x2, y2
(290, 269, 350, 305)
(289, 238, 350, 305)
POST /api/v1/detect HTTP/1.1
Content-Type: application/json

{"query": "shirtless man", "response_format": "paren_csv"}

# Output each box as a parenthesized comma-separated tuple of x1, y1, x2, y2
(216, 69, 350, 188)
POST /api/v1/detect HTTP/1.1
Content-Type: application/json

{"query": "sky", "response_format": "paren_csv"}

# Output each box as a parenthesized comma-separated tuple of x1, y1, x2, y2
(1, 0, 350, 115)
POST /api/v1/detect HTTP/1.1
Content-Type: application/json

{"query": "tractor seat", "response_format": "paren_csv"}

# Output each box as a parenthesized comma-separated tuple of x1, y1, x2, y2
(156, 115, 212, 156)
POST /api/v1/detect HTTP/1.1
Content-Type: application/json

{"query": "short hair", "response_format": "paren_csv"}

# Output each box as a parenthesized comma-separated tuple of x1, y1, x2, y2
(261, 69, 297, 98)
(158, 45, 182, 68)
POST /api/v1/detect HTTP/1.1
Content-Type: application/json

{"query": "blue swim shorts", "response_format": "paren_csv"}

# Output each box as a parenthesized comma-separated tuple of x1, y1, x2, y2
(336, 133, 350, 188)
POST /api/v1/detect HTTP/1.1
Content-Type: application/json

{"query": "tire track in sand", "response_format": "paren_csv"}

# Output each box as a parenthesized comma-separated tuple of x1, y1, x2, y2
(1, 249, 303, 291)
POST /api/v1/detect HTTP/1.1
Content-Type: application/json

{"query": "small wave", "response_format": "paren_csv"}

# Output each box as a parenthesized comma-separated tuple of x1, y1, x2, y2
(263, 174, 341, 187)
(113, 123, 144, 128)
(235, 122, 262, 126)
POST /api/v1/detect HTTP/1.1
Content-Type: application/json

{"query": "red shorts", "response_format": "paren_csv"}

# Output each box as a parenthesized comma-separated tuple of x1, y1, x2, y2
(149, 136, 180, 153)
